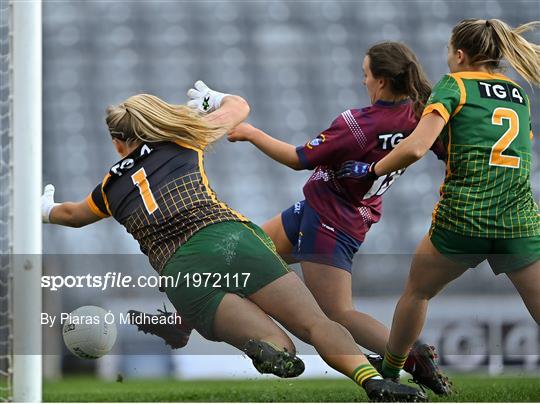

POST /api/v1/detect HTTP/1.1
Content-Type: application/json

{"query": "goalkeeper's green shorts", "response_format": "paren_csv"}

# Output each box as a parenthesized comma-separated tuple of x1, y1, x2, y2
(162, 221, 290, 340)
(430, 225, 540, 274)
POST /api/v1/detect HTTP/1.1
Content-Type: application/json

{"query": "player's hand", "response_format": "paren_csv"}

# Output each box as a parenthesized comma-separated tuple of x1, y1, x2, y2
(41, 184, 59, 223)
(187, 80, 230, 113)
(228, 122, 257, 142)
(336, 161, 378, 180)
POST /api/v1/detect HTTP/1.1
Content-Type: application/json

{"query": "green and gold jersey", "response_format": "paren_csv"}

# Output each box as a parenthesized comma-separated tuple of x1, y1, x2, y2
(424, 71, 539, 238)
(87, 141, 249, 272)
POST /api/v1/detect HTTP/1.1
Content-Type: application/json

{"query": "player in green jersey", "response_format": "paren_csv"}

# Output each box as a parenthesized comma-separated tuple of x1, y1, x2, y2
(336, 18, 540, 379)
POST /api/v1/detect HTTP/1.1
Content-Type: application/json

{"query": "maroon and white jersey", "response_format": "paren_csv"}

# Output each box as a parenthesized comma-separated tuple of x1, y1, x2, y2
(295, 99, 424, 240)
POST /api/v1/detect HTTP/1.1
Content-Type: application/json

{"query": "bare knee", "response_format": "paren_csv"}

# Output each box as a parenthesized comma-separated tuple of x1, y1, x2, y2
(300, 315, 350, 344)
(323, 308, 354, 327)
(404, 281, 439, 301)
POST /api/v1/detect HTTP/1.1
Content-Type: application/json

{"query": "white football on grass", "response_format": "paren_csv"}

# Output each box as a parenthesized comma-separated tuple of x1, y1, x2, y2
(62, 305, 117, 359)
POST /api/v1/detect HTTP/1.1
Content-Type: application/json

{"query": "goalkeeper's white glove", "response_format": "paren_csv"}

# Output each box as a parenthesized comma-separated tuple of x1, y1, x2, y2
(41, 184, 59, 223)
(187, 80, 230, 113)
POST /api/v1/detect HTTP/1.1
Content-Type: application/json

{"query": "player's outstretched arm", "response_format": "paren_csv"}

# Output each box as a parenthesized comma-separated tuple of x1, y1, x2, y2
(204, 95, 250, 134)
(228, 123, 303, 170)
(373, 112, 446, 176)
(41, 184, 103, 228)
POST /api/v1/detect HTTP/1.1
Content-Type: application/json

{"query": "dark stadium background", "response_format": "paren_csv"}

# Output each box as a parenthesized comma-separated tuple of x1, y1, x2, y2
(41, 0, 539, 381)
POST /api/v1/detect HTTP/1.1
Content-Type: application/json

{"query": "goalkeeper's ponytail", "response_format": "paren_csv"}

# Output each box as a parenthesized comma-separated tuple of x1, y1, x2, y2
(106, 94, 226, 149)
(367, 42, 431, 118)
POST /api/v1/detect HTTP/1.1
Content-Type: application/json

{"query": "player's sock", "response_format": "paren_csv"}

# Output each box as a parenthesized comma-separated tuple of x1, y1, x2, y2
(351, 364, 383, 387)
(382, 346, 408, 379)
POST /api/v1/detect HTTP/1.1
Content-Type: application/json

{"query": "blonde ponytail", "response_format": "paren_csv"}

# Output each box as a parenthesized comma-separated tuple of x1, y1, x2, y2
(451, 19, 540, 86)
(106, 94, 226, 149)
(489, 19, 540, 86)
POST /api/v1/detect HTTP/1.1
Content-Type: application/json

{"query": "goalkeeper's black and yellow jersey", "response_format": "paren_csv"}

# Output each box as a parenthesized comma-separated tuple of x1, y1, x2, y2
(86, 141, 248, 272)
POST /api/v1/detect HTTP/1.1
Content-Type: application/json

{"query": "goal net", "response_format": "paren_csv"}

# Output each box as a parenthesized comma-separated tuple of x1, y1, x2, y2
(0, 0, 12, 401)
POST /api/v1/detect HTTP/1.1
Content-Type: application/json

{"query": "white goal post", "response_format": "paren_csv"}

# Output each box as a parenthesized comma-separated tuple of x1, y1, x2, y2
(11, 0, 42, 402)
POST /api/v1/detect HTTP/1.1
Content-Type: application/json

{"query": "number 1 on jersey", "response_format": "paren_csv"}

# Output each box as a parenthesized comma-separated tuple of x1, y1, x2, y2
(490, 107, 520, 169)
(131, 168, 158, 214)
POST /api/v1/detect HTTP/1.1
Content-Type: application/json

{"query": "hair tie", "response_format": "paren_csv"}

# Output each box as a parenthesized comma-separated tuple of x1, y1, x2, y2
(108, 105, 135, 141)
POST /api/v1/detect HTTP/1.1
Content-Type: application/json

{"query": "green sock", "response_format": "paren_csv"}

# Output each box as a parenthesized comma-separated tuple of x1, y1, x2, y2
(382, 346, 408, 379)
(351, 364, 382, 387)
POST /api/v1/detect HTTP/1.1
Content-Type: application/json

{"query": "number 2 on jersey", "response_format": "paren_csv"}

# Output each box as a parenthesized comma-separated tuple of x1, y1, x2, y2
(131, 168, 158, 214)
(489, 107, 520, 169)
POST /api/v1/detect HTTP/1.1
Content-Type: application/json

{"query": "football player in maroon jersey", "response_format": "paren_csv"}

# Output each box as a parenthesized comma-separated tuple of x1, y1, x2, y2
(228, 42, 451, 395)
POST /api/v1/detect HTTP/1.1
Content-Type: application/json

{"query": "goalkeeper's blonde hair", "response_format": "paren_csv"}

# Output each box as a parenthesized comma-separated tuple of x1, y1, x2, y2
(106, 94, 225, 149)
(451, 19, 540, 86)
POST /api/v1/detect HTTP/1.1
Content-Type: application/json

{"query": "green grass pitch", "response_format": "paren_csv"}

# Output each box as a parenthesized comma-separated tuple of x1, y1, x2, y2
(44, 375, 540, 402)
